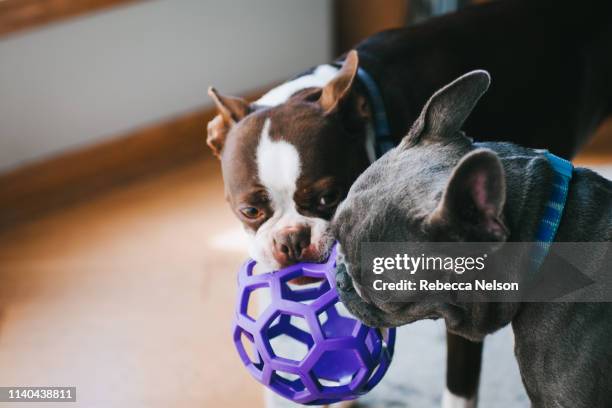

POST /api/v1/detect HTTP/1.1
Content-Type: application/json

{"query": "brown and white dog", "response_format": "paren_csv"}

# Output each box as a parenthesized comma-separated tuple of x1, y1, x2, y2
(208, 57, 369, 271)
(206, 1, 612, 406)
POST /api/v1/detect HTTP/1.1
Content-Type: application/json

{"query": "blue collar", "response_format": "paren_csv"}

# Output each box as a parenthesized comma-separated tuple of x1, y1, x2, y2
(530, 151, 573, 270)
(355, 67, 394, 158)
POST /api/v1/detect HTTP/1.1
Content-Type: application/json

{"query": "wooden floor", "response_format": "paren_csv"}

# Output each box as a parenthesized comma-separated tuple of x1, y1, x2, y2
(0, 158, 262, 408)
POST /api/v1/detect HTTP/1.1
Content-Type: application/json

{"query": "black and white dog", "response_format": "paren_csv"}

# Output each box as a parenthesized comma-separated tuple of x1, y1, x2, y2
(206, 0, 612, 405)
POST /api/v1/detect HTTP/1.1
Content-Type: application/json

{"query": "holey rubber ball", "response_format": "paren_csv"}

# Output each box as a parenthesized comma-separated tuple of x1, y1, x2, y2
(232, 244, 396, 405)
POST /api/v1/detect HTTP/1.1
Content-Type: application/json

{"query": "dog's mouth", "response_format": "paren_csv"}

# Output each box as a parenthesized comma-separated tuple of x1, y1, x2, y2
(288, 276, 323, 285)
(286, 235, 336, 286)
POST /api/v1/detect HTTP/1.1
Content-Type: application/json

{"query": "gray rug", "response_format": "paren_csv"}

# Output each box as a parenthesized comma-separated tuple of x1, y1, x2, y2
(267, 320, 528, 408)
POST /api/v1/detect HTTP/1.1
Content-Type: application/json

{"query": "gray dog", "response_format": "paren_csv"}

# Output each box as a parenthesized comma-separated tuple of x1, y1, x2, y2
(332, 70, 612, 407)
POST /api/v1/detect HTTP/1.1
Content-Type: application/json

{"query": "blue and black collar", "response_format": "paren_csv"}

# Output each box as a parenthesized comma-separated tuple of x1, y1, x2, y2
(529, 151, 573, 270)
(355, 67, 394, 158)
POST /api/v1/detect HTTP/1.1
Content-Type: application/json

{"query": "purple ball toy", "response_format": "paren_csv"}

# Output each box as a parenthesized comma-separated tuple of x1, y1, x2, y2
(232, 244, 396, 405)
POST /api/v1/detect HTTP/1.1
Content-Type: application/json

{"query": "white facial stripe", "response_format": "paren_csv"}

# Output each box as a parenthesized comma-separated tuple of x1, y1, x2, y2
(250, 118, 332, 270)
(256, 64, 339, 107)
(256, 118, 301, 211)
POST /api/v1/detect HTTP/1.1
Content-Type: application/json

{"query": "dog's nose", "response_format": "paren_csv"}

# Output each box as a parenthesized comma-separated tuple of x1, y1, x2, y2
(273, 226, 311, 265)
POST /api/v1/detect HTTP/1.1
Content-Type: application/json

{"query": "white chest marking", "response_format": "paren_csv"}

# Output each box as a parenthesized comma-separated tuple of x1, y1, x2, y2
(256, 64, 339, 107)
(442, 388, 477, 408)
(256, 119, 301, 212)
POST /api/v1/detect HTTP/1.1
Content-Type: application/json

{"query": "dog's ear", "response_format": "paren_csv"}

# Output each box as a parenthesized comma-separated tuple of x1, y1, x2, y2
(429, 148, 508, 242)
(207, 87, 251, 158)
(206, 114, 230, 159)
(403, 70, 490, 148)
(319, 50, 359, 114)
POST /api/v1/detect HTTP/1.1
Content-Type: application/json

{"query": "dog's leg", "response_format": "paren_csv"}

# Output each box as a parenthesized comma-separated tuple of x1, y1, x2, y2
(443, 331, 482, 408)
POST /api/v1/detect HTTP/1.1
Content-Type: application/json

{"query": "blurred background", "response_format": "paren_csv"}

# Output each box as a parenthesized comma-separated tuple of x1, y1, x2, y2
(0, 1, 610, 407)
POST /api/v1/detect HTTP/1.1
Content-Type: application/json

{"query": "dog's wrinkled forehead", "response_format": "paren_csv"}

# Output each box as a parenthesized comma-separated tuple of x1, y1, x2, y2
(333, 144, 463, 257)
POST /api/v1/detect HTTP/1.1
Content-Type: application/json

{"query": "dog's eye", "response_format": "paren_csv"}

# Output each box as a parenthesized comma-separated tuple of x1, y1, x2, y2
(319, 191, 339, 207)
(240, 206, 261, 219)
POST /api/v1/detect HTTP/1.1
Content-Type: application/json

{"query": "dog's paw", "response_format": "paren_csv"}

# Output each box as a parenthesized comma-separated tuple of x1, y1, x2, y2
(442, 389, 477, 408)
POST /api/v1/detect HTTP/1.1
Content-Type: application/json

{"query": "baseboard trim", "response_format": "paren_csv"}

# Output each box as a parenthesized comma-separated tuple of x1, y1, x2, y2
(0, 87, 269, 230)
(582, 118, 612, 152)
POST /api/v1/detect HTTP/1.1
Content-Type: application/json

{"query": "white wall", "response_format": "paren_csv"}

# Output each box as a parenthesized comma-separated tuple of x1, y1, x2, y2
(0, 0, 332, 171)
